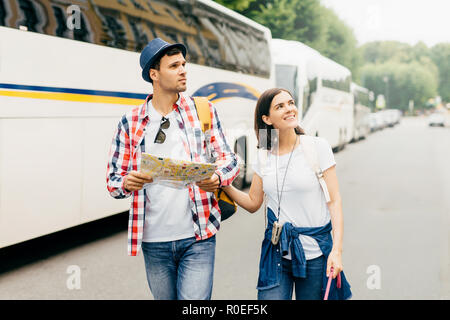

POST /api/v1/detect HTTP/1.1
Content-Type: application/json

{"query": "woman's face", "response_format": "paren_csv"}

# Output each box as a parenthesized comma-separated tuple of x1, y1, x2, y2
(262, 90, 298, 130)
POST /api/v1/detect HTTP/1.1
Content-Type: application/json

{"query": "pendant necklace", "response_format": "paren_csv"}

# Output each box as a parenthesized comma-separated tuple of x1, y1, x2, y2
(271, 134, 299, 245)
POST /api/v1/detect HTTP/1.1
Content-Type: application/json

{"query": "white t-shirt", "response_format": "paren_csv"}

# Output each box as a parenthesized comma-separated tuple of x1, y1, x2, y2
(142, 100, 195, 242)
(252, 136, 336, 260)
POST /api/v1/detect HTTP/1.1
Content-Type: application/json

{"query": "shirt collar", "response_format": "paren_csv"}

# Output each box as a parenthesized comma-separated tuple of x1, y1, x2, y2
(142, 92, 185, 120)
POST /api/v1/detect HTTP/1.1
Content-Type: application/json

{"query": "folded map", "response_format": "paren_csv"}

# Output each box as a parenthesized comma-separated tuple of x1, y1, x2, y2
(140, 153, 217, 188)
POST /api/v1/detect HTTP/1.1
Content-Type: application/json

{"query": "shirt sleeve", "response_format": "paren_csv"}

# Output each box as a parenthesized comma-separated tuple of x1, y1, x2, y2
(106, 115, 133, 199)
(315, 137, 336, 172)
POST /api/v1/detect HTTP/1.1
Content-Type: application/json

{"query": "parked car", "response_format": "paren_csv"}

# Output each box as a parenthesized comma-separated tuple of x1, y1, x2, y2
(428, 113, 445, 127)
(369, 112, 384, 132)
(368, 113, 378, 132)
(378, 109, 402, 128)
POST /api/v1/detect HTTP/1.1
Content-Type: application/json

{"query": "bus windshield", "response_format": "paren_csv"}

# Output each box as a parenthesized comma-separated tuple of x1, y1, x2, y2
(0, 0, 271, 78)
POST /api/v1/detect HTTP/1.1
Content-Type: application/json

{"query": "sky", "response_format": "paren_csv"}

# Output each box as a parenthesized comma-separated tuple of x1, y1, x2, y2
(320, 0, 450, 47)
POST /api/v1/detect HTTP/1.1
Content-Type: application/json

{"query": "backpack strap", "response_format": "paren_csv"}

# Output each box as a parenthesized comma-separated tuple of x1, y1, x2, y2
(301, 135, 331, 203)
(192, 96, 211, 132)
(192, 95, 218, 175)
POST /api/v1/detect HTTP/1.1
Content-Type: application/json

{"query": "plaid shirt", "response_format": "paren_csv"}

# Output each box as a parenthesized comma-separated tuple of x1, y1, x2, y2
(107, 93, 239, 256)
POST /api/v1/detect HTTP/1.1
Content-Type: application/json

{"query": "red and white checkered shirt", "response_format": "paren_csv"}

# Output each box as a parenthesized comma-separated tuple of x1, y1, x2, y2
(107, 93, 239, 256)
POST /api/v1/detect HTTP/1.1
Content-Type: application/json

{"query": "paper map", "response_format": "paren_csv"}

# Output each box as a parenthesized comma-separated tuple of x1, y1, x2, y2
(140, 153, 217, 188)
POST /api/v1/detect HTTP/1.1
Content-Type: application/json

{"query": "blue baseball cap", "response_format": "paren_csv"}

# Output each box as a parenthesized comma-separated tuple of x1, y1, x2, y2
(140, 38, 187, 83)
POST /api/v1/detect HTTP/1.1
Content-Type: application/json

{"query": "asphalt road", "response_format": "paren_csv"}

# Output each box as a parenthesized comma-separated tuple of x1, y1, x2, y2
(0, 116, 448, 300)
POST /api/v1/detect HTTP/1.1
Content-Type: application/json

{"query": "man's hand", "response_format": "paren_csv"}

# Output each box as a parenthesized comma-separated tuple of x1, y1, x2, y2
(123, 171, 153, 192)
(196, 173, 220, 193)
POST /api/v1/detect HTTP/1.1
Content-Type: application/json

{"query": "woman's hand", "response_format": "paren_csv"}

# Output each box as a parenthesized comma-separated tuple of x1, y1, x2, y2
(323, 165, 344, 280)
(326, 249, 343, 279)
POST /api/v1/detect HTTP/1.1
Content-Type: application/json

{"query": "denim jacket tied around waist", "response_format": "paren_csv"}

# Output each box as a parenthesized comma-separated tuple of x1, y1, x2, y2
(257, 207, 352, 300)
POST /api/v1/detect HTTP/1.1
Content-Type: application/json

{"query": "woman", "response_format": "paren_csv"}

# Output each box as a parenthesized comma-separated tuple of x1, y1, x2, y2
(222, 88, 351, 300)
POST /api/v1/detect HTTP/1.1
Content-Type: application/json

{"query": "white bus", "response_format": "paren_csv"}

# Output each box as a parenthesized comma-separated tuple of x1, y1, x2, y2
(271, 38, 353, 151)
(350, 82, 371, 141)
(0, 0, 273, 249)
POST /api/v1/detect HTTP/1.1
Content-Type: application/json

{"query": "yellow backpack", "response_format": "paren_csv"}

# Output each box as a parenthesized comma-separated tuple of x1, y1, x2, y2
(192, 97, 237, 221)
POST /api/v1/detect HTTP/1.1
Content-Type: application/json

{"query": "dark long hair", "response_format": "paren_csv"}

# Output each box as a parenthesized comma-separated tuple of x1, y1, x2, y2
(254, 88, 305, 150)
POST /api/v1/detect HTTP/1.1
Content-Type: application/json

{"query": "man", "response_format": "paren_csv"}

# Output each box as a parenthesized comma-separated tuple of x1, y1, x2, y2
(106, 38, 239, 300)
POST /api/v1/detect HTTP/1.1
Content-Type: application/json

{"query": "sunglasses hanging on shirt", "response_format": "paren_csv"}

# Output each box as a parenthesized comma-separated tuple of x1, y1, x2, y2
(154, 116, 170, 144)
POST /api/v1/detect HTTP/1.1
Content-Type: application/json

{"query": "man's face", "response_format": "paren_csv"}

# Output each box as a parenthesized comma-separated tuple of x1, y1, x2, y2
(151, 53, 187, 93)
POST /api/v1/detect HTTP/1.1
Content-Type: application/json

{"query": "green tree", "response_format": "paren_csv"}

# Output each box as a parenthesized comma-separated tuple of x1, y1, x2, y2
(361, 61, 438, 111)
(430, 43, 450, 102)
(410, 41, 430, 62)
(217, 0, 360, 78)
(360, 41, 411, 64)
(213, 0, 256, 11)
(320, 7, 360, 81)
(241, 0, 327, 50)
(360, 40, 444, 104)
(213, 1, 445, 106)
(243, 0, 297, 39)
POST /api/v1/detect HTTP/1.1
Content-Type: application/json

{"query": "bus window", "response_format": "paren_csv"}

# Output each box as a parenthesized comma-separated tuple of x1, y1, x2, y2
(164, 6, 180, 22)
(73, 11, 90, 43)
(357, 90, 370, 107)
(146, 1, 161, 15)
(183, 34, 201, 65)
(144, 21, 159, 39)
(0, 0, 7, 26)
(1, 0, 271, 78)
(304, 77, 317, 116)
(192, 1, 271, 78)
(99, 10, 127, 50)
(322, 75, 351, 92)
(308, 77, 317, 94)
(302, 85, 309, 114)
(353, 92, 359, 105)
(17, 0, 42, 32)
(344, 75, 351, 92)
(275, 64, 299, 105)
(128, 17, 149, 52)
(205, 37, 222, 67)
(159, 26, 179, 44)
(130, 0, 145, 11)
(2, 0, 91, 44)
(52, 5, 68, 38)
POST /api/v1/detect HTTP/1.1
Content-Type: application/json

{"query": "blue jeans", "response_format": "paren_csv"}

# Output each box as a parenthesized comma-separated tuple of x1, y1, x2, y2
(258, 255, 325, 300)
(141, 236, 216, 300)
